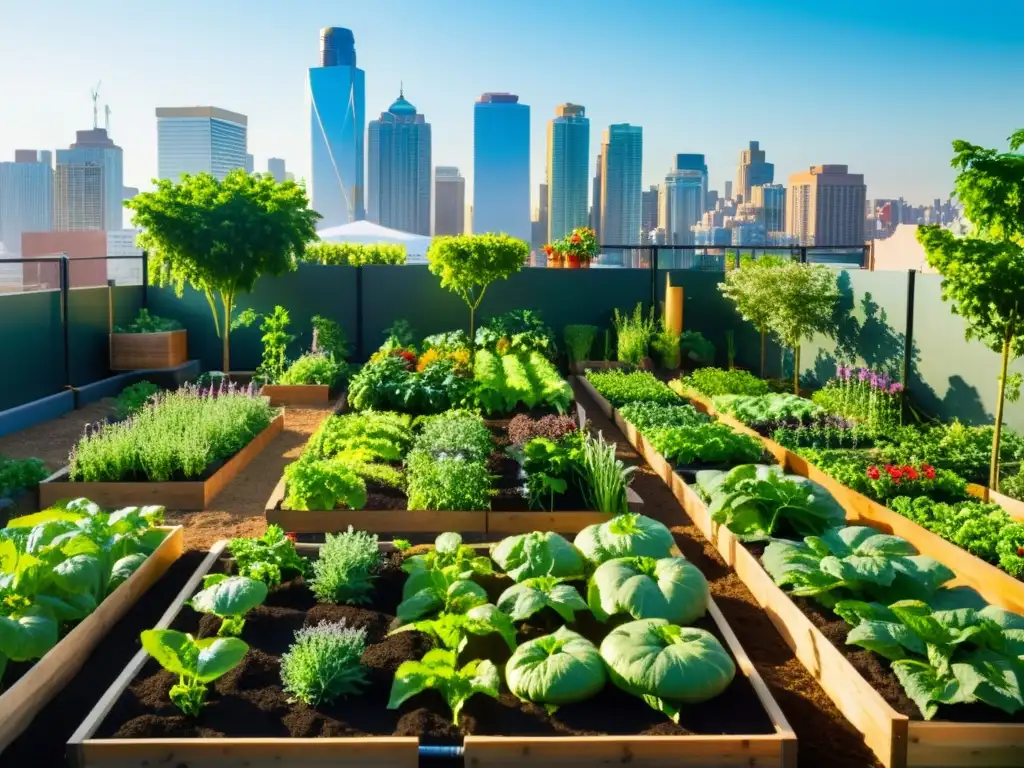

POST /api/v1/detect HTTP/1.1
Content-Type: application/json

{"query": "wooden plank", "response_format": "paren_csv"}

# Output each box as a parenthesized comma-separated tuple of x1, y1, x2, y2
(0, 526, 183, 753)
(109, 330, 187, 371)
(260, 384, 331, 407)
(907, 722, 1024, 767)
(41, 414, 284, 511)
(486, 511, 613, 535)
(575, 376, 615, 418)
(266, 507, 488, 534)
(463, 735, 789, 767)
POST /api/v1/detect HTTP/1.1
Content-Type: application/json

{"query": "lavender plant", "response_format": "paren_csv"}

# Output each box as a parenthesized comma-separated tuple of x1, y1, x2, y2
(811, 365, 903, 431)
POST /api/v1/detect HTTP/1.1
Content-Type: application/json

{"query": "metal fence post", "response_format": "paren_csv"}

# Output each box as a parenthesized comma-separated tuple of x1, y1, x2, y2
(799, 247, 808, 264)
(650, 247, 659, 312)
(355, 265, 364, 362)
(59, 255, 71, 391)
(901, 269, 917, 421)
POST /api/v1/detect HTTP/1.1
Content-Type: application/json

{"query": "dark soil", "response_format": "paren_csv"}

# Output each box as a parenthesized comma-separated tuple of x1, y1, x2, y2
(96, 552, 775, 742)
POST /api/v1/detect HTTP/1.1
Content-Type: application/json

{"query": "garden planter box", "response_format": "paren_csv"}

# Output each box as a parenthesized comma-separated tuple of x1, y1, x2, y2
(109, 330, 187, 371)
(40, 413, 284, 511)
(260, 384, 332, 407)
(68, 540, 797, 768)
(0, 525, 183, 754)
(967, 483, 1024, 521)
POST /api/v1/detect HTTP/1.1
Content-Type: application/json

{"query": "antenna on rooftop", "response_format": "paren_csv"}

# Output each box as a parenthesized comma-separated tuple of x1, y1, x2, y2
(104, 105, 111, 133)
(90, 81, 102, 129)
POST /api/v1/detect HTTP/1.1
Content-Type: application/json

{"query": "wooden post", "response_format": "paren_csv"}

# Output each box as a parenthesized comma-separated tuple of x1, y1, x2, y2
(665, 283, 683, 333)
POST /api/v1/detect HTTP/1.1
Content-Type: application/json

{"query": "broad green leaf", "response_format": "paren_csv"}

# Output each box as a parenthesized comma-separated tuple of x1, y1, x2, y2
(0, 609, 59, 661)
(6, 510, 82, 528)
(52, 554, 105, 598)
(141, 629, 195, 677)
(434, 532, 462, 556)
(108, 553, 148, 593)
(396, 589, 445, 623)
(189, 576, 268, 619)
(892, 659, 943, 720)
(194, 636, 250, 683)
(446, 580, 488, 614)
(846, 620, 921, 660)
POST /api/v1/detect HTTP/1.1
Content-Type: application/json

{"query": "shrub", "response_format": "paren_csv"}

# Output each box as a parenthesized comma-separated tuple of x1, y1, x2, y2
(507, 414, 577, 446)
(280, 620, 369, 705)
(114, 308, 182, 333)
(564, 324, 598, 363)
(310, 527, 380, 604)
(278, 352, 345, 386)
(302, 241, 405, 265)
(113, 381, 160, 420)
(677, 368, 769, 398)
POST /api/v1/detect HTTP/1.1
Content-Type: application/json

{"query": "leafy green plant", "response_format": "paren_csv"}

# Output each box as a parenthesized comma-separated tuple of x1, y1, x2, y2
(564, 324, 599, 363)
(233, 305, 295, 384)
(227, 525, 309, 587)
(113, 381, 160, 420)
(679, 330, 715, 365)
(718, 255, 788, 376)
(996, 523, 1024, 578)
(306, 411, 412, 461)
(473, 349, 572, 415)
(278, 352, 345, 386)
(397, 565, 489, 623)
(507, 414, 577, 446)
(585, 369, 678, 407)
(401, 532, 493, 589)
(301, 241, 405, 266)
(415, 412, 493, 462)
(393, 538, 412, 552)
(388, 648, 500, 725)
(310, 314, 349, 360)
(650, 323, 681, 370)
(491, 531, 585, 582)
(284, 454, 367, 510)
(696, 464, 846, 541)
(600, 619, 736, 720)
(0, 455, 49, 499)
(763, 526, 955, 608)
(618, 401, 709, 432)
(114, 308, 183, 334)
(383, 319, 418, 350)
(613, 303, 655, 365)
(713, 393, 823, 428)
(588, 556, 709, 624)
(390, 603, 517, 654)
(423, 330, 471, 353)
(645, 423, 764, 466)
(140, 629, 248, 716)
(497, 576, 588, 623)
(477, 309, 556, 359)
(574, 513, 674, 566)
(505, 627, 606, 711)
(280, 620, 369, 705)
(310, 527, 380, 604)
(676, 368, 770, 398)
(579, 431, 635, 515)
(517, 433, 583, 511)
(406, 452, 492, 511)
(889, 496, 1017, 569)
(348, 355, 477, 415)
(188, 574, 268, 636)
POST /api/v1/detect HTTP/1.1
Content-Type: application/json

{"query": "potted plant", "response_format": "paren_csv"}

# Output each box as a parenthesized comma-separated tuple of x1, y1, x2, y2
(110, 308, 188, 370)
(561, 226, 598, 269)
(543, 243, 564, 268)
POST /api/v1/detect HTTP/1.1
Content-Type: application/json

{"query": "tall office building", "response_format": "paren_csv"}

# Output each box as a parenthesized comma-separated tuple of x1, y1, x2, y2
(546, 104, 589, 242)
(367, 89, 432, 235)
(599, 124, 643, 248)
(735, 141, 774, 203)
(787, 165, 867, 246)
(435, 166, 465, 236)
(0, 151, 53, 255)
(660, 154, 707, 245)
(267, 157, 287, 181)
(309, 27, 366, 229)
(245, 154, 255, 174)
(591, 153, 602, 242)
(156, 107, 247, 182)
(724, 181, 733, 201)
(54, 128, 123, 230)
(473, 93, 529, 241)
(750, 183, 786, 234)
(531, 182, 548, 249)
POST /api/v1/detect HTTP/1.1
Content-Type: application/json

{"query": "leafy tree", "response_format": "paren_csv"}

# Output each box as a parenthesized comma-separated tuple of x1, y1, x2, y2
(426, 234, 529, 341)
(917, 129, 1024, 491)
(718, 255, 787, 377)
(126, 170, 320, 374)
(763, 262, 839, 394)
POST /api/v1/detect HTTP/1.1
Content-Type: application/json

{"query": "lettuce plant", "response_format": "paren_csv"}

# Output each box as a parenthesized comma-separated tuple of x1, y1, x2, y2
(600, 618, 736, 721)
(227, 524, 309, 587)
(618, 401, 709, 432)
(140, 629, 248, 715)
(675, 368, 770, 398)
(397, 565, 489, 623)
(402, 532, 492, 585)
(763, 526, 954, 608)
(388, 648, 500, 725)
(497, 576, 588, 623)
(283, 454, 367, 511)
(280, 620, 368, 705)
(491, 531, 585, 582)
(696, 464, 846, 542)
(588, 556, 709, 624)
(389, 603, 516, 654)
(585, 369, 679, 407)
(505, 627, 606, 711)
(574, 513, 674, 566)
(834, 599, 1024, 719)
(188, 574, 268, 636)
(645, 423, 763, 467)
(405, 451, 492, 511)
(712, 393, 823, 427)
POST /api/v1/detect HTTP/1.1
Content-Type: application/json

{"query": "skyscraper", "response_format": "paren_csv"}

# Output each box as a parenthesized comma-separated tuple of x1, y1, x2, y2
(245, 154, 255, 174)
(724, 181, 733, 201)
(750, 183, 786, 235)
(367, 89, 432, 235)
(531, 182, 548, 249)
(661, 154, 707, 245)
(54, 128, 123, 230)
(0, 151, 53, 255)
(267, 157, 287, 182)
(309, 27, 365, 229)
(735, 141, 774, 203)
(600, 124, 643, 248)
(434, 166, 465, 236)
(156, 107, 247, 182)
(591, 152, 602, 243)
(641, 184, 659, 243)
(787, 165, 867, 246)
(546, 104, 589, 242)
(473, 93, 529, 241)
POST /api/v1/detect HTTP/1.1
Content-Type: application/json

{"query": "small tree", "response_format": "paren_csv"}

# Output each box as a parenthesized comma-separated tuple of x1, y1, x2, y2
(127, 170, 320, 374)
(718, 255, 787, 377)
(426, 234, 528, 341)
(763, 262, 839, 394)
(917, 129, 1024, 491)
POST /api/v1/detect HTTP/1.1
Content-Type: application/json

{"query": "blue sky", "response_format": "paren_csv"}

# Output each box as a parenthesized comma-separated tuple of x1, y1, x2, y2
(2, 0, 1021, 205)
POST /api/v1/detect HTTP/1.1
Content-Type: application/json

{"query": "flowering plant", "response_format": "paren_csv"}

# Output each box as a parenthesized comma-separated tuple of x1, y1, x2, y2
(560, 227, 598, 263)
(542, 243, 564, 266)
(811, 364, 903, 431)
(862, 462, 963, 501)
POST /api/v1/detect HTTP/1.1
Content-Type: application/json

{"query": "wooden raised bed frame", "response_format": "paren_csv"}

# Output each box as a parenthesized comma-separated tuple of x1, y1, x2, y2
(68, 540, 797, 768)
(109, 330, 187, 371)
(0, 525, 183, 753)
(578, 376, 1024, 768)
(40, 413, 285, 511)
(260, 384, 332, 407)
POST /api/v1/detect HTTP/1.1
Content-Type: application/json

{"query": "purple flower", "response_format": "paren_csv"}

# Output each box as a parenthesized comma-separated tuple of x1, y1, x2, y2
(837, 364, 849, 379)
(858, 368, 869, 382)
(889, 382, 904, 394)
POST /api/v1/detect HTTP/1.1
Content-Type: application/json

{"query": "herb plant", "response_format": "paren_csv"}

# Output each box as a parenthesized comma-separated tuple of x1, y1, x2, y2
(579, 431, 635, 515)
(233, 305, 295, 384)
(388, 648, 501, 725)
(574, 513, 674, 566)
(227, 525, 308, 587)
(405, 452, 492, 511)
(278, 352, 345, 386)
(112, 381, 160, 420)
(415, 412, 493, 463)
(588, 556, 709, 624)
(996, 523, 1024, 578)
(676, 368, 770, 398)
(114, 308, 183, 334)
(585, 369, 679, 407)
(613, 303, 655, 365)
(280, 620, 369, 705)
(517, 433, 583, 511)
(713, 393, 823, 428)
(505, 627, 606, 710)
(0, 455, 48, 500)
(650, 322, 682, 370)
(564, 324, 599, 363)
(811, 365, 903, 431)
(310, 314, 349, 360)
(140, 629, 248, 716)
(310, 527, 380, 604)
(188, 574, 268, 636)
(618, 401, 708, 432)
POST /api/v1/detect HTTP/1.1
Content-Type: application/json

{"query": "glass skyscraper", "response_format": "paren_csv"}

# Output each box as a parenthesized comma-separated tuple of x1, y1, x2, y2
(600, 124, 643, 247)
(473, 93, 529, 242)
(55, 129, 123, 230)
(0, 151, 52, 255)
(309, 27, 365, 230)
(367, 90, 432, 235)
(546, 104, 589, 242)
(662, 154, 708, 245)
(155, 107, 248, 182)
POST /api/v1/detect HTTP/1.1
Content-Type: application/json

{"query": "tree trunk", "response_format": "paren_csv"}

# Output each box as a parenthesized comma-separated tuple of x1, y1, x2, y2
(793, 344, 800, 395)
(222, 295, 233, 376)
(759, 328, 767, 378)
(990, 332, 1012, 491)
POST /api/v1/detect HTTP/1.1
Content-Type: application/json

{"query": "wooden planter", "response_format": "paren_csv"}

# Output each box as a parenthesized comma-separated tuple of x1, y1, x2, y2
(68, 540, 797, 768)
(260, 384, 332, 407)
(0, 526, 183, 753)
(109, 330, 187, 371)
(580, 378, 1024, 767)
(40, 414, 284, 511)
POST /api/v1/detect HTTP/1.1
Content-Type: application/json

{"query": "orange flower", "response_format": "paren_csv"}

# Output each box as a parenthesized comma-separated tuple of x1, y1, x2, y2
(543, 244, 554, 255)
(570, 233, 582, 243)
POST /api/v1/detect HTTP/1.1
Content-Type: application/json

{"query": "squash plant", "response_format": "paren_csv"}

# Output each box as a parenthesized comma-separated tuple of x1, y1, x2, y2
(187, 574, 268, 636)
(388, 648, 500, 725)
(140, 629, 248, 715)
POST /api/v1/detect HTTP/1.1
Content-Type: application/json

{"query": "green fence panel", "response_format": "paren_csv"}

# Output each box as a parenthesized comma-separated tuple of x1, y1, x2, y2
(111, 285, 144, 331)
(910, 274, 1024, 430)
(0, 291, 64, 410)
(68, 287, 113, 387)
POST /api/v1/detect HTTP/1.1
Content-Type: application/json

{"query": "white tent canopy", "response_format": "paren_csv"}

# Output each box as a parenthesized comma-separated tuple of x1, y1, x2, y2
(316, 220, 431, 264)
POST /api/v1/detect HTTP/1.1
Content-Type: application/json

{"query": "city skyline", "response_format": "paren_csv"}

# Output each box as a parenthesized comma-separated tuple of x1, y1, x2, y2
(2, 0, 1020, 210)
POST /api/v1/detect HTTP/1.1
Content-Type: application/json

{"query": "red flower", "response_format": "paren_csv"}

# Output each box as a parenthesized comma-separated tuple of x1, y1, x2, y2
(1017, 546, 1024, 558)
(903, 465, 919, 481)
(922, 464, 936, 480)
(543, 244, 554, 255)
(866, 466, 881, 480)
(885, 464, 901, 479)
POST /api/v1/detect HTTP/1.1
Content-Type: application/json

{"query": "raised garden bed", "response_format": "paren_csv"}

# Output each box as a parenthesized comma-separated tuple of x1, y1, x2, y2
(580, 378, 1024, 767)
(0, 525, 183, 753)
(68, 540, 797, 768)
(40, 413, 284, 511)
(109, 330, 188, 371)
(261, 384, 335, 408)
